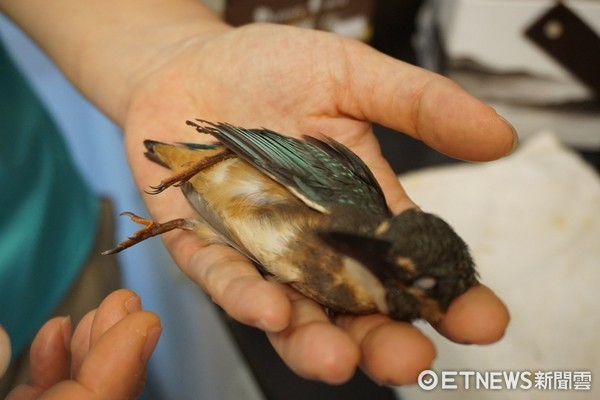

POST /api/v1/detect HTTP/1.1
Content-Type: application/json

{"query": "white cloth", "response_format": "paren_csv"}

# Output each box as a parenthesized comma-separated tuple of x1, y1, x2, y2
(397, 132, 600, 399)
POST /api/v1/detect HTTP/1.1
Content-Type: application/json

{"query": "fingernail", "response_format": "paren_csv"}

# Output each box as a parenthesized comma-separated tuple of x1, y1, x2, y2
(499, 115, 519, 156)
(125, 296, 142, 314)
(141, 326, 162, 363)
(61, 316, 72, 350)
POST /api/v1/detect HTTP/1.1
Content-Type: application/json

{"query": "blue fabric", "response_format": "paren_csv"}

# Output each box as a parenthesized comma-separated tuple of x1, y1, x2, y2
(0, 42, 99, 357)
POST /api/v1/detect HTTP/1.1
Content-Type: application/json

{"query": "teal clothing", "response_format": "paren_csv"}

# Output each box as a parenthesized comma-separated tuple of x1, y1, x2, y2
(0, 42, 100, 357)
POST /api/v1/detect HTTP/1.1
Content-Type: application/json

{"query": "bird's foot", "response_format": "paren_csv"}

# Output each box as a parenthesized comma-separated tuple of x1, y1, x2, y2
(102, 212, 191, 255)
(146, 150, 235, 195)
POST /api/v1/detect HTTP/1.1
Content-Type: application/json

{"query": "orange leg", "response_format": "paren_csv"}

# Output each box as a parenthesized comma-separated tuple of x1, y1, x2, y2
(102, 212, 195, 255)
(146, 150, 235, 195)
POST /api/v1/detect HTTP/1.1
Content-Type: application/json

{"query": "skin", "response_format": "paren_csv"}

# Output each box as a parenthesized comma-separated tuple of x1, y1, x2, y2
(0, 325, 9, 378)
(3, 290, 161, 399)
(1, 0, 511, 386)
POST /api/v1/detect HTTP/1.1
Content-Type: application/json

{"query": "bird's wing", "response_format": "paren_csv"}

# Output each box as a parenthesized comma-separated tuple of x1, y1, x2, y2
(303, 135, 387, 203)
(188, 120, 389, 215)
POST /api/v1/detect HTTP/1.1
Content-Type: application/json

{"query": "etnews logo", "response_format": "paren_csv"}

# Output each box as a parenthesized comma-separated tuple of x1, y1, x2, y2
(418, 370, 592, 391)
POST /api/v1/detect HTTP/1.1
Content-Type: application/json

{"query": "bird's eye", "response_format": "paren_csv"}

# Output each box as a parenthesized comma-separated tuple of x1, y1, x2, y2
(412, 276, 436, 290)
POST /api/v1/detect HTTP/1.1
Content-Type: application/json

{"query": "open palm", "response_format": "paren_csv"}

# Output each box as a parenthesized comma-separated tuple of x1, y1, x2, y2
(122, 23, 512, 385)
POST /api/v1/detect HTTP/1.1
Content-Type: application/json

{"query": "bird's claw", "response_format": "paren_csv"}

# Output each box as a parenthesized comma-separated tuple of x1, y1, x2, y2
(145, 183, 170, 195)
(145, 177, 185, 195)
(101, 212, 190, 255)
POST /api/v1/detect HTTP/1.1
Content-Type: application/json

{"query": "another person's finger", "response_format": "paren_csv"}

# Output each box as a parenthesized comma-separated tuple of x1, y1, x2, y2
(70, 310, 95, 377)
(12, 312, 162, 400)
(7, 316, 72, 399)
(90, 289, 141, 346)
(75, 311, 161, 399)
(71, 289, 140, 376)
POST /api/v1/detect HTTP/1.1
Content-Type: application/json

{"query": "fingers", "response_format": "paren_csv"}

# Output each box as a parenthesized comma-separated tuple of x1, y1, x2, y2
(337, 314, 436, 386)
(16, 311, 161, 400)
(11, 290, 161, 400)
(29, 317, 72, 389)
(6, 317, 72, 399)
(90, 289, 141, 345)
(71, 289, 141, 376)
(69, 310, 95, 376)
(261, 284, 440, 386)
(75, 311, 161, 399)
(337, 40, 518, 162)
(177, 239, 292, 332)
(331, 285, 508, 386)
(174, 233, 437, 386)
(266, 284, 359, 384)
(435, 284, 510, 344)
(406, 78, 518, 161)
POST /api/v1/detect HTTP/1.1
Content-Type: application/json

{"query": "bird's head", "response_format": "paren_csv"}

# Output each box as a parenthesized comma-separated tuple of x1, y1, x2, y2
(318, 208, 478, 322)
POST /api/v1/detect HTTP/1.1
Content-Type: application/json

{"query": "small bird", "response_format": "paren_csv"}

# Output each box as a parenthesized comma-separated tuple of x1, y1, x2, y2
(104, 120, 478, 322)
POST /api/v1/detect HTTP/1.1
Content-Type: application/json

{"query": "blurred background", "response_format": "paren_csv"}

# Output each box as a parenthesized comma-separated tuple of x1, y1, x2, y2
(1, 0, 598, 399)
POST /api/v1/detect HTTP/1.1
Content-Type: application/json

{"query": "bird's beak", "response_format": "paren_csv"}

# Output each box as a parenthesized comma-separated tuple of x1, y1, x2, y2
(317, 231, 394, 282)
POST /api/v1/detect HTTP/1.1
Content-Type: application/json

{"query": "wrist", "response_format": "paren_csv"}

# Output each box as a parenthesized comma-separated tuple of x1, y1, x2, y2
(0, 0, 231, 126)
(76, 6, 232, 126)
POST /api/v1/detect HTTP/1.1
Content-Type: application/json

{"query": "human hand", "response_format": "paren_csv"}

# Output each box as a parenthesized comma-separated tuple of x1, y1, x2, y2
(121, 23, 512, 385)
(0, 325, 10, 379)
(5, 289, 161, 400)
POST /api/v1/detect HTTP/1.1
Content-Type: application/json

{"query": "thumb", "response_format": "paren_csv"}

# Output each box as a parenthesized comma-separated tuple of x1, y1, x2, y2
(337, 41, 518, 161)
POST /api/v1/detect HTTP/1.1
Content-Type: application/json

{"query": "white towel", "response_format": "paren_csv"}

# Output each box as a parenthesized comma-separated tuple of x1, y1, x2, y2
(396, 132, 600, 399)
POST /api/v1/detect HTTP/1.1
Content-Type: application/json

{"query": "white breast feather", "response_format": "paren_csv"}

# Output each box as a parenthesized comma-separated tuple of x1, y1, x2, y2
(231, 216, 303, 282)
(342, 257, 388, 314)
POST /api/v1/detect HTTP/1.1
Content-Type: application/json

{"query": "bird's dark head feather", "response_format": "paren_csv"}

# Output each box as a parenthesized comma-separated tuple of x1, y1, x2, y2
(318, 208, 478, 322)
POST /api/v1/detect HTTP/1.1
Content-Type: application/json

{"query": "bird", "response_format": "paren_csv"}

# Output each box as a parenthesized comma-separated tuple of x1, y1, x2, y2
(103, 119, 478, 322)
